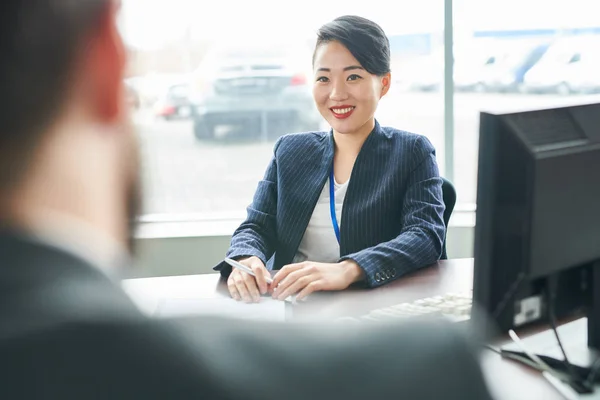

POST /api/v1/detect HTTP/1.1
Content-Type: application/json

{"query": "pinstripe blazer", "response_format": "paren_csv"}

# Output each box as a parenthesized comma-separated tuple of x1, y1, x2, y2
(215, 120, 446, 288)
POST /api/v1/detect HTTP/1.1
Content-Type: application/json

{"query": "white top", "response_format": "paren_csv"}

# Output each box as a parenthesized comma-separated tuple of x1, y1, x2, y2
(293, 177, 349, 264)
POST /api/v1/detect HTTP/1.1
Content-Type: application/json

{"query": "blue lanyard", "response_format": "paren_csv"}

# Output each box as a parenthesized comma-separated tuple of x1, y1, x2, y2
(329, 168, 341, 244)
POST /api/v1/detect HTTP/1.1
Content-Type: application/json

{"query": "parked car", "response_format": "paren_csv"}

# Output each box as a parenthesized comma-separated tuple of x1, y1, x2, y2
(191, 36, 321, 140)
(481, 41, 549, 92)
(125, 81, 140, 110)
(566, 52, 600, 94)
(522, 35, 600, 95)
(154, 83, 193, 120)
(454, 49, 504, 92)
(126, 73, 184, 108)
(401, 51, 443, 92)
(400, 43, 502, 93)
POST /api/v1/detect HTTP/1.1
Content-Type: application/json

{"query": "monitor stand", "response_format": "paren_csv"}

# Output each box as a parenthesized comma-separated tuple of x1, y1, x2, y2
(503, 318, 597, 365)
(501, 318, 600, 396)
(501, 260, 600, 365)
(588, 261, 600, 350)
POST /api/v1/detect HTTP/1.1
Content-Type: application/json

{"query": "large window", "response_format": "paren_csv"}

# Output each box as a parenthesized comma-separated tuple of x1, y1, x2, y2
(122, 0, 600, 222)
(122, 0, 600, 221)
(452, 0, 600, 205)
(121, 0, 444, 218)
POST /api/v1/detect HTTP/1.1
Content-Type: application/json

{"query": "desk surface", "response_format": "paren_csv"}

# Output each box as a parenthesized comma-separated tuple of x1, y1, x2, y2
(123, 259, 576, 400)
(123, 259, 474, 319)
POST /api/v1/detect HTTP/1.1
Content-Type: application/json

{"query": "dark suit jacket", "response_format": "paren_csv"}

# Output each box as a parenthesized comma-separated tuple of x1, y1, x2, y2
(216, 121, 446, 287)
(0, 230, 492, 399)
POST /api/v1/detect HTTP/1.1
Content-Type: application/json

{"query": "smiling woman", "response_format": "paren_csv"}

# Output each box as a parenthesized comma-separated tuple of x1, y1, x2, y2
(214, 15, 447, 304)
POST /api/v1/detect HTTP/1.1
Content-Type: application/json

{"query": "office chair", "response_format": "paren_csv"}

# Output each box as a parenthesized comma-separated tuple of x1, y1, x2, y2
(441, 177, 456, 260)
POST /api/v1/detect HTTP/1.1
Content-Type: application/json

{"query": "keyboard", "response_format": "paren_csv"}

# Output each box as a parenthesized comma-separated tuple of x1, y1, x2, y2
(336, 291, 472, 323)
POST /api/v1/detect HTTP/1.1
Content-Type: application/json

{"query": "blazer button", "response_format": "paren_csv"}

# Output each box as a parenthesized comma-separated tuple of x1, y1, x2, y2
(375, 273, 382, 282)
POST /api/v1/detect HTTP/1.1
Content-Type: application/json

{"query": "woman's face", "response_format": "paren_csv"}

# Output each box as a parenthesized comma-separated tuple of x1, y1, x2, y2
(312, 41, 390, 136)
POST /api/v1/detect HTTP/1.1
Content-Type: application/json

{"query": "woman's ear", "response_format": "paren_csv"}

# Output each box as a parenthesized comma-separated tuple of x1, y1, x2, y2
(380, 72, 391, 97)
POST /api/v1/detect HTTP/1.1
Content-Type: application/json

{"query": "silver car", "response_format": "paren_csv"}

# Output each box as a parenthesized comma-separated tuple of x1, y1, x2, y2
(191, 38, 321, 141)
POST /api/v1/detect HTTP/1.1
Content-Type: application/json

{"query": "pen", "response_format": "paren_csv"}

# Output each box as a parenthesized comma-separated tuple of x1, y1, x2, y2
(224, 258, 274, 284)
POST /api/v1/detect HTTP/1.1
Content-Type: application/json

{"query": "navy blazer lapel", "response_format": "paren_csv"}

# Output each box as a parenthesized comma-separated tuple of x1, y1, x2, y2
(339, 121, 385, 255)
(281, 132, 334, 266)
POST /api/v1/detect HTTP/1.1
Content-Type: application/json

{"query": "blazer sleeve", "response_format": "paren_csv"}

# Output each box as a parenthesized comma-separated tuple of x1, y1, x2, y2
(213, 138, 282, 277)
(340, 135, 446, 287)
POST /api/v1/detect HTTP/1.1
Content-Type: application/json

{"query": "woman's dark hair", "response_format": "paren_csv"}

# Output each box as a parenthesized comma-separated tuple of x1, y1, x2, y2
(313, 15, 391, 76)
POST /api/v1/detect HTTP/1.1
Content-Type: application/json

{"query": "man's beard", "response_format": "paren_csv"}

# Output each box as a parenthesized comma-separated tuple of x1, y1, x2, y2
(125, 167, 142, 255)
(122, 119, 143, 256)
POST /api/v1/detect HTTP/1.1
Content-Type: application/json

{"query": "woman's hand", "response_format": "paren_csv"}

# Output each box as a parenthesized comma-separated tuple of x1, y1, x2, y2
(271, 260, 365, 301)
(227, 256, 271, 303)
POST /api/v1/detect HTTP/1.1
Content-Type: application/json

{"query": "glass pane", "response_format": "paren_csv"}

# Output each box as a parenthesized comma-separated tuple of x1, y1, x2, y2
(454, 0, 600, 205)
(121, 0, 444, 216)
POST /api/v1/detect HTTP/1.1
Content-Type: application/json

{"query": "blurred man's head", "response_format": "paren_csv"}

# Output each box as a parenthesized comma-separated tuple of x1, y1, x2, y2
(0, 0, 141, 251)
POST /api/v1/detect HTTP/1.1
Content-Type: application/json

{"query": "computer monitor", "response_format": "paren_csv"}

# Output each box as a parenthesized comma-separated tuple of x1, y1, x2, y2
(473, 102, 600, 349)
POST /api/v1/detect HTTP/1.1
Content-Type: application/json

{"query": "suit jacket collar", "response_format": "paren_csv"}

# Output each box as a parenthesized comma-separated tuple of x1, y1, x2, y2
(9, 211, 131, 280)
(0, 228, 142, 339)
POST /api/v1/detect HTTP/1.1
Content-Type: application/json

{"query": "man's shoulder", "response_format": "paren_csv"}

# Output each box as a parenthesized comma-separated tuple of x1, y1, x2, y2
(0, 318, 226, 398)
